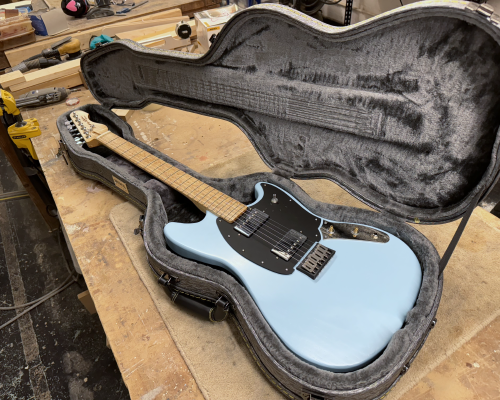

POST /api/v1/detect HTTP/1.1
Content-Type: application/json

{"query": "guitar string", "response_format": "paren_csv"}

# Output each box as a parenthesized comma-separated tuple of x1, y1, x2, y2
(231, 213, 313, 255)
(237, 207, 322, 244)
(234, 211, 320, 255)
(234, 217, 317, 261)
(235, 218, 314, 258)
(75, 123, 319, 259)
(228, 209, 315, 259)
(247, 230, 311, 264)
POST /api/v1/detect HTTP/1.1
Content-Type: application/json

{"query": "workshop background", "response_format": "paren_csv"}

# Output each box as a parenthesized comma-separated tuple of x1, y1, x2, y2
(0, 0, 499, 399)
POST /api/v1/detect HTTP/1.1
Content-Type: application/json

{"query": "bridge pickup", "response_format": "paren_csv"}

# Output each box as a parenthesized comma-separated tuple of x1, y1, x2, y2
(297, 243, 335, 279)
(271, 229, 307, 261)
(234, 209, 269, 237)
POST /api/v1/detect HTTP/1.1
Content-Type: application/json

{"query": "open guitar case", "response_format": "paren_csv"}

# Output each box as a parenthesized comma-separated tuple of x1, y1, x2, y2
(57, 1, 500, 398)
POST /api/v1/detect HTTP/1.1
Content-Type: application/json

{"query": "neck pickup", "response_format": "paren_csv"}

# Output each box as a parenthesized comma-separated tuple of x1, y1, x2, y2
(234, 209, 269, 237)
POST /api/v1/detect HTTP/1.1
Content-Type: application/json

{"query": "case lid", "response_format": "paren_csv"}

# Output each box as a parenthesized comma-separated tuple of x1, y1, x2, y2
(81, 1, 500, 224)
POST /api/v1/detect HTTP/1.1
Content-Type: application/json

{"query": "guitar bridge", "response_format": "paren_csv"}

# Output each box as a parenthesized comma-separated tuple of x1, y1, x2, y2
(271, 229, 307, 261)
(297, 243, 335, 279)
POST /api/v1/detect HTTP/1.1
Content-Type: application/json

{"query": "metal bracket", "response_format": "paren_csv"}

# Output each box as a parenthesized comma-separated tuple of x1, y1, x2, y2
(466, 3, 500, 28)
(476, 3, 494, 18)
(56, 139, 68, 165)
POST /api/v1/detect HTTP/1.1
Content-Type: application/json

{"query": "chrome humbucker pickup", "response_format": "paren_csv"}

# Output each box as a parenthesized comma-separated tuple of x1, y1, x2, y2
(234, 209, 269, 237)
(271, 229, 307, 261)
(297, 244, 335, 279)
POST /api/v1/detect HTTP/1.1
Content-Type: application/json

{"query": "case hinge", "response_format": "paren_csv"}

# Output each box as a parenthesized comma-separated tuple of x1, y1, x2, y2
(56, 139, 69, 165)
(272, 163, 295, 179)
(466, 3, 500, 27)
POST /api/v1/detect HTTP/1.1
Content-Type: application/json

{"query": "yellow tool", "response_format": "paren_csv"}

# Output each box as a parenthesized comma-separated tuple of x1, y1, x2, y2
(0, 90, 41, 160)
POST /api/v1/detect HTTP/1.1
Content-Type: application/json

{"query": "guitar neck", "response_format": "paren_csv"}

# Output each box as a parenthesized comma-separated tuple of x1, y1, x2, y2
(98, 130, 247, 223)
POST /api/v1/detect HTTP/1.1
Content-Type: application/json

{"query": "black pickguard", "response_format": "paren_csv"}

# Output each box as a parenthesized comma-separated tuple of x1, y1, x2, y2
(216, 184, 321, 275)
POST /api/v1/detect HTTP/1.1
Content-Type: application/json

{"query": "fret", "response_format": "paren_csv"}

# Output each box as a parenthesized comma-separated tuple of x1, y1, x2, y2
(205, 192, 225, 210)
(163, 168, 181, 181)
(94, 129, 247, 223)
(141, 155, 158, 169)
(210, 198, 231, 216)
(116, 143, 135, 153)
(171, 174, 191, 188)
(129, 150, 149, 164)
(124, 147, 142, 158)
(146, 160, 165, 174)
(186, 181, 204, 197)
(222, 199, 244, 218)
(203, 192, 222, 209)
(195, 187, 215, 202)
(106, 136, 125, 148)
(97, 132, 114, 143)
(155, 164, 172, 176)
(168, 172, 188, 188)
(178, 177, 198, 192)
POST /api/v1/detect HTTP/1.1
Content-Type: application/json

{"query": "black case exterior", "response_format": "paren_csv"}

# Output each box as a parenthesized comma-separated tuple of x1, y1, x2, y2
(57, 2, 500, 399)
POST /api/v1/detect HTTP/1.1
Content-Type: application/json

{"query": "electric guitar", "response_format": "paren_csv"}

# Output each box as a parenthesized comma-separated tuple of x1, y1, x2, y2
(68, 110, 422, 372)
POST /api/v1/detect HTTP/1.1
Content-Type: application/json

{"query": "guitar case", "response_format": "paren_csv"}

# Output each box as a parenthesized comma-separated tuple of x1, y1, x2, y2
(57, 1, 500, 398)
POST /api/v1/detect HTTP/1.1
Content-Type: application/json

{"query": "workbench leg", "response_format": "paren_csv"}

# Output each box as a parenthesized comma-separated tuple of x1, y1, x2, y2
(0, 121, 59, 231)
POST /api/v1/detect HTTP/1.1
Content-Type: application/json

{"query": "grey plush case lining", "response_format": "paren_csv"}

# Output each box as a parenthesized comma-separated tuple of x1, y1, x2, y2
(81, 3, 500, 224)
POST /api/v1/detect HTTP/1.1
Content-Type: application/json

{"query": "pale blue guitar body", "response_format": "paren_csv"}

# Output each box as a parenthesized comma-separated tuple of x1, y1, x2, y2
(164, 182, 422, 372)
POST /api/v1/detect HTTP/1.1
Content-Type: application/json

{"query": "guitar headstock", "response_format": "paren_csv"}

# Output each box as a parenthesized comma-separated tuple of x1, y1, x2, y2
(65, 110, 109, 148)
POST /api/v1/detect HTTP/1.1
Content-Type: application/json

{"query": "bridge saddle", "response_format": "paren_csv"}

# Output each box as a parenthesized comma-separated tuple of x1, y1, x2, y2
(297, 243, 335, 279)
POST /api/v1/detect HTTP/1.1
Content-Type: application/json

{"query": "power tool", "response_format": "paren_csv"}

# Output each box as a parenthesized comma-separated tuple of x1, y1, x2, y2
(0, 89, 59, 217)
(6, 57, 62, 74)
(16, 87, 78, 108)
(0, 90, 41, 160)
(23, 37, 82, 62)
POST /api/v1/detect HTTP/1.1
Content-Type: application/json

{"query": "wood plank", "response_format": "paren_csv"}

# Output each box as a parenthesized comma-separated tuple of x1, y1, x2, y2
(77, 290, 97, 314)
(112, 108, 135, 121)
(0, 51, 10, 70)
(119, 19, 196, 42)
(0, 70, 25, 87)
(10, 72, 82, 98)
(37, 0, 191, 38)
(9, 59, 80, 92)
(102, 16, 187, 37)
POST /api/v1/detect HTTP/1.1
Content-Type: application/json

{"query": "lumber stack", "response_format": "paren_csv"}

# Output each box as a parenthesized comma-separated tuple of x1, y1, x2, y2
(4, 8, 186, 67)
(0, 59, 82, 98)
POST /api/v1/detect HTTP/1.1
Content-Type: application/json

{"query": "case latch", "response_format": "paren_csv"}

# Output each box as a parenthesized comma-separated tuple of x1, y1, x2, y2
(209, 295, 230, 322)
(134, 214, 145, 236)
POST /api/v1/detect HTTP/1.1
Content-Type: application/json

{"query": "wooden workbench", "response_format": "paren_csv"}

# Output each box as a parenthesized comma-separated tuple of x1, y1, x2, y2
(28, 89, 255, 399)
(27, 88, 500, 400)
